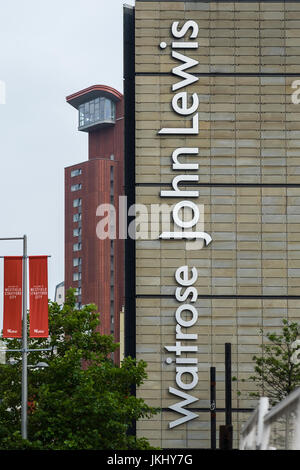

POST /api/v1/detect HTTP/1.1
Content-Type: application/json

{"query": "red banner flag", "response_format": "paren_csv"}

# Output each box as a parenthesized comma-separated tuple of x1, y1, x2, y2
(3, 256, 23, 338)
(29, 256, 49, 338)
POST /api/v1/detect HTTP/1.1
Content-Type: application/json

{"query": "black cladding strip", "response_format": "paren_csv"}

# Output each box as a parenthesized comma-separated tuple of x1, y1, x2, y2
(124, 6, 136, 357)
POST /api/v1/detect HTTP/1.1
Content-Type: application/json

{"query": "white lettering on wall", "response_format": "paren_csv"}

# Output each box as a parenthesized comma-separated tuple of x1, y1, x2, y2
(158, 20, 213, 429)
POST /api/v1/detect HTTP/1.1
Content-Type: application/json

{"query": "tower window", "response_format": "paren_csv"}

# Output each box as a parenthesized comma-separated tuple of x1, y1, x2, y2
(73, 272, 81, 281)
(73, 228, 81, 237)
(78, 97, 116, 130)
(71, 169, 82, 177)
(71, 183, 82, 192)
(73, 213, 82, 222)
(73, 198, 82, 208)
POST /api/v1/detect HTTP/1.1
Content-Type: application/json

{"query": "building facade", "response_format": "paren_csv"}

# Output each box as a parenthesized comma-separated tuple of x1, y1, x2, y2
(124, 0, 300, 448)
(65, 85, 124, 362)
(54, 281, 65, 306)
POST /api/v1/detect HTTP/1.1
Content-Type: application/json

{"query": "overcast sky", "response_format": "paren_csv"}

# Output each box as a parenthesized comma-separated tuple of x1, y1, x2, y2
(0, 0, 135, 329)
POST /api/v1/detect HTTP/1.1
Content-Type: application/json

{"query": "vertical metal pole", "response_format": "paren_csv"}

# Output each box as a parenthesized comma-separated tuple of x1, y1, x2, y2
(210, 366, 216, 450)
(219, 344, 233, 450)
(21, 235, 27, 439)
(225, 343, 232, 426)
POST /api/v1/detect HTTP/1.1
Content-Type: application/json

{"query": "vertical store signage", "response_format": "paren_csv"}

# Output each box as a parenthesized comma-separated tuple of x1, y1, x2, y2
(29, 256, 49, 338)
(158, 20, 212, 428)
(3, 256, 23, 338)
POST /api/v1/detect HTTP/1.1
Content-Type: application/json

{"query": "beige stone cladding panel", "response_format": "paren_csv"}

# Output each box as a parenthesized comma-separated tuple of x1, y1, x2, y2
(135, 186, 300, 296)
(136, 75, 300, 185)
(135, 0, 300, 450)
(136, 296, 300, 448)
(136, 2, 300, 74)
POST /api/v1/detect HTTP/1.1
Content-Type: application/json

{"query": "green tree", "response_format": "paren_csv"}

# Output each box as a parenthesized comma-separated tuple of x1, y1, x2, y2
(235, 319, 300, 406)
(0, 289, 157, 450)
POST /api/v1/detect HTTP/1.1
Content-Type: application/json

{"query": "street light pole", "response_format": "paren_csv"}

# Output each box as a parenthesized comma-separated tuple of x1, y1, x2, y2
(21, 234, 28, 440)
(0, 235, 51, 440)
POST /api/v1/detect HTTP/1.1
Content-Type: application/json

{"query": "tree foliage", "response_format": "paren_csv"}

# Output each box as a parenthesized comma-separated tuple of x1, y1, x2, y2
(0, 289, 157, 450)
(238, 319, 300, 406)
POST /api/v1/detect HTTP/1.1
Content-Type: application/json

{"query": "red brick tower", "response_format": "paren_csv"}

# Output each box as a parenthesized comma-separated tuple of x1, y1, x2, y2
(65, 85, 124, 363)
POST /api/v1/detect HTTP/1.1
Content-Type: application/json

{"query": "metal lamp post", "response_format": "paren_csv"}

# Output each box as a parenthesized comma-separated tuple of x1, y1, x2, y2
(0, 235, 51, 440)
(21, 234, 28, 439)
